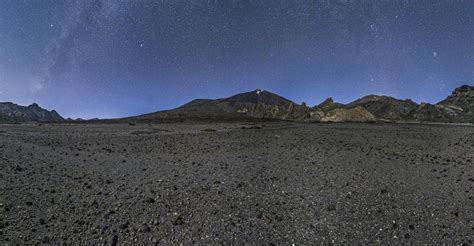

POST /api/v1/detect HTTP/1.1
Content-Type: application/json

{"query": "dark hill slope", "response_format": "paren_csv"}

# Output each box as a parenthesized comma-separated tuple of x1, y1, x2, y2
(345, 95, 418, 121)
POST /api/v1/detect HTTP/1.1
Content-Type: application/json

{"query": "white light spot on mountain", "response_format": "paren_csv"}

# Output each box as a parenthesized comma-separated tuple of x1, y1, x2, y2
(433, 51, 437, 57)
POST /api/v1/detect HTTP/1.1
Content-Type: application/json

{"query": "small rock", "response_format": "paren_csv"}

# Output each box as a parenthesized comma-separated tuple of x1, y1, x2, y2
(42, 236, 50, 243)
(4, 203, 12, 211)
(393, 223, 399, 229)
(138, 223, 151, 233)
(173, 216, 184, 225)
(110, 235, 118, 246)
(119, 221, 129, 230)
(144, 197, 155, 203)
(15, 166, 26, 171)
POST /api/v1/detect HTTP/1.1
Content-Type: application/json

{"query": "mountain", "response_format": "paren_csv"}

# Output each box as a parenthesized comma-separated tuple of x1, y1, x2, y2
(3, 85, 471, 124)
(0, 102, 64, 123)
(326, 85, 473, 123)
(128, 89, 324, 122)
(438, 85, 474, 108)
(345, 95, 419, 121)
(123, 85, 474, 124)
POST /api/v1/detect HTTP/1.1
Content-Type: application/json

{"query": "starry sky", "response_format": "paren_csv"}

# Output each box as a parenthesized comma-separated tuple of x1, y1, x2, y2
(0, 0, 473, 119)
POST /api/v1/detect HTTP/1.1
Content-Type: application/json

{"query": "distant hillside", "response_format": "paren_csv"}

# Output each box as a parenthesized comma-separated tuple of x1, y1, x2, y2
(2, 85, 473, 124)
(124, 85, 474, 123)
(345, 95, 418, 120)
(0, 102, 64, 123)
(343, 85, 473, 123)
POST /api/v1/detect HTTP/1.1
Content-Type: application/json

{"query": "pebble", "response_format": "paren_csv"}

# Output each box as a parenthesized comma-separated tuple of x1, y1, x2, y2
(138, 223, 151, 233)
(110, 235, 118, 246)
(119, 221, 129, 230)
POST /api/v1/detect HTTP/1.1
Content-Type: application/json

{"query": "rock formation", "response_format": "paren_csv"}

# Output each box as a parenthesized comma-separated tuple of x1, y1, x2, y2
(436, 85, 473, 122)
(321, 106, 376, 123)
(318, 97, 345, 113)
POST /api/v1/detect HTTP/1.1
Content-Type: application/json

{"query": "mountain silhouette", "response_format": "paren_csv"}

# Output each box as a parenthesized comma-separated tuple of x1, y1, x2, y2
(1, 85, 473, 123)
(0, 102, 64, 123)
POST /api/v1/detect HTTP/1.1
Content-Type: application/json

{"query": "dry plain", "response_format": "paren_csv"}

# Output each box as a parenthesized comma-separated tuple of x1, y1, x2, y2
(1, 122, 473, 244)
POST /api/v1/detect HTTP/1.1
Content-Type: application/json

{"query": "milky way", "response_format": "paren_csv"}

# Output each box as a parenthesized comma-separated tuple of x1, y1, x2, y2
(0, 0, 473, 118)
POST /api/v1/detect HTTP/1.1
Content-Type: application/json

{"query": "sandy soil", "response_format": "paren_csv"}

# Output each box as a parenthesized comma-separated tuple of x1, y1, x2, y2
(1, 122, 473, 244)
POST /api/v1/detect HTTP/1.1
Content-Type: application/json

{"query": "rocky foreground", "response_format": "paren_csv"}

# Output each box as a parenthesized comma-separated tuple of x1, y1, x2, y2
(1, 122, 473, 244)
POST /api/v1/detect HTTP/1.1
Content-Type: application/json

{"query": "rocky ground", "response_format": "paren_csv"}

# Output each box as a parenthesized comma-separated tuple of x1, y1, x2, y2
(1, 122, 473, 245)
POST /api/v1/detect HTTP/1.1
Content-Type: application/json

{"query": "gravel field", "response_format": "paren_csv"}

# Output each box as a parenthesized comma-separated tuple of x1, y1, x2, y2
(1, 122, 473, 245)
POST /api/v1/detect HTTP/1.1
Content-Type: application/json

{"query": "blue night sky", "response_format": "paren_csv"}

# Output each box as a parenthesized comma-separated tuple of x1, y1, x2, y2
(0, 0, 473, 119)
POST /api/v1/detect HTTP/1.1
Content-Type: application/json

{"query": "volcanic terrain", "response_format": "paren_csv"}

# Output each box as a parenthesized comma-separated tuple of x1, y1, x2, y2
(1, 122, 473, 244)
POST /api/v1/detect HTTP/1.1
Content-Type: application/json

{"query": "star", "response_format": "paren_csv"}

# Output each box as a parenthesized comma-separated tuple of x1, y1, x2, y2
(0, 0, 472, 119)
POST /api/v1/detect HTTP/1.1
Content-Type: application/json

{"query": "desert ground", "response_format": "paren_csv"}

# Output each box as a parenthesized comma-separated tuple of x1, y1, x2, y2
(1, 122, 473, 245)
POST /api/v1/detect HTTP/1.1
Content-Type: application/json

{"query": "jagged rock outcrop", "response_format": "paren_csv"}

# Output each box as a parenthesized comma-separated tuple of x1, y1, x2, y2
(438, 85, 474, 108)
(318, 97, 345, 113)
(321, 106, 376, 123)
(0, 102, 64, 123)
(437, 85, 473, 122)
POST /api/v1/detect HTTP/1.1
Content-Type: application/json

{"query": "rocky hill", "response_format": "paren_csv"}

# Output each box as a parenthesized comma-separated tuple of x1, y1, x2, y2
(341, 85, 473, 123)
(436, 85, 474, 122)
(345, 95, 418, 121)
(0, 102, 64, 123)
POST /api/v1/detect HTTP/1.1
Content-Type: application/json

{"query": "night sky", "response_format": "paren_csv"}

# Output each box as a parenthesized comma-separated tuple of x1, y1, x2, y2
(0, 0, 473, 119)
